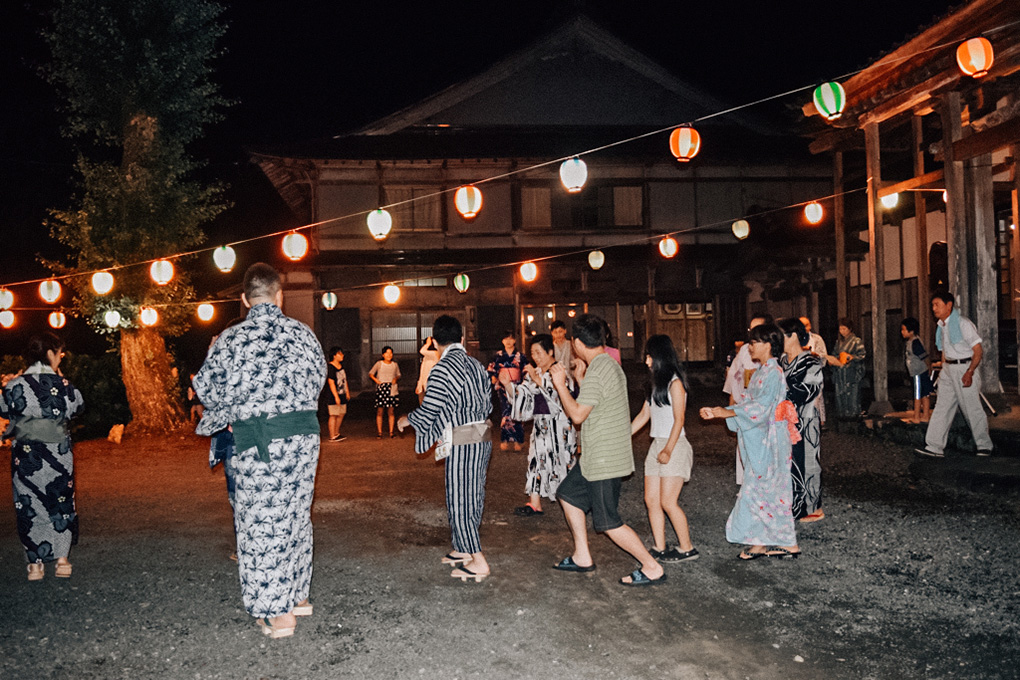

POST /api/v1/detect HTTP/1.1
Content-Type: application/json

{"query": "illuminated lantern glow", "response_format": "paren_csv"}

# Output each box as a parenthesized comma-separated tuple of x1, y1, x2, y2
(367, 209, 393, 241)
(658, 237, 679, 259)
(150, 260, 174, 285)
(383, 284, 400, 304)
(812, 82, 846, 121)
(668, 127, 701, 162)
(956, 37, 994, 78)
(567, 309, 576, 318)
(454, 185, 484, 219)
(731, 219, 750, 240)
(804, 202, 824, 225)
(197, 303, 215, 321)
(213, 245, 237, 272)
(282, 232, 308, 261)
(942, 190, 948, 203)
(588, 250, 605, 270)
(880, 192, 899, 209)
(91, 271, 114, 295)
(48, 311, 66, 329)
(0, 288, 13, 310)
(0, 311, 14, 328)
(321, 292, 338, 310)
(140, 307, 159, 326)
(39, 280, 62, 303)
(104, 310, 121, 328)
(519, 262, 538, 282)
(559, 157, 588, 193)
(453, 273, 470, 293)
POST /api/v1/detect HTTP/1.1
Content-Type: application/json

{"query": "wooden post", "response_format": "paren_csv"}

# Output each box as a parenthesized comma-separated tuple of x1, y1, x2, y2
(940, 93, 967, 299)
(1012, 145, 1020, 389)
(864, 123, 889, 409)
(912, 116, 932, 350)
(834, 151, 848, 320)
(967, 153, 1000, 392)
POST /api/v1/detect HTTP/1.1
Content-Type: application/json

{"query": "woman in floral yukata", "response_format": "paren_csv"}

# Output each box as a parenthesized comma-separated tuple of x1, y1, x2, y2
(700, 322, 801, 560)
(2, 333, 84, 581)
(487, 330, 526, 450)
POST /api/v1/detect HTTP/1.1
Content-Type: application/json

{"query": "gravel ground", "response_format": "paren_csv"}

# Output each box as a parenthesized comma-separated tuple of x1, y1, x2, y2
(1, 390, 1017, 680)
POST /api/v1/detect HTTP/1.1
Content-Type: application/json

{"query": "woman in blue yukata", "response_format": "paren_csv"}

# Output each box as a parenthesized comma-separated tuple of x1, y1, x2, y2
(487, 329, 525, 450)
(700, 322, 801, 560)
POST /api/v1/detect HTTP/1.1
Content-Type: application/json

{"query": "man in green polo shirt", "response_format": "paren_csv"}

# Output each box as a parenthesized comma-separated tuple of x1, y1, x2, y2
(549, 314, 666, 587)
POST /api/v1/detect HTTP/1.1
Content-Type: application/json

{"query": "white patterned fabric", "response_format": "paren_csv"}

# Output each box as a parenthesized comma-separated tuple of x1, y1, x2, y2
(194, 303, 326, 619)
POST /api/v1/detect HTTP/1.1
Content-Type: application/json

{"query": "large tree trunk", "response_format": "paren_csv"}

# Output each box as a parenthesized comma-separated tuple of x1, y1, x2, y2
(120, 327, 185, 433)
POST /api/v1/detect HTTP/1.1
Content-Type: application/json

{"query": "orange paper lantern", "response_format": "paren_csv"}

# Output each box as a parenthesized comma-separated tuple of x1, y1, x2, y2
(669, 127, 701, 162)
(957, 37, 994, 78)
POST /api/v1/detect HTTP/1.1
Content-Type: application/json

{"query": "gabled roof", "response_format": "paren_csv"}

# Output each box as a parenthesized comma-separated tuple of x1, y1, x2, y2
(351, 15, 769, 137)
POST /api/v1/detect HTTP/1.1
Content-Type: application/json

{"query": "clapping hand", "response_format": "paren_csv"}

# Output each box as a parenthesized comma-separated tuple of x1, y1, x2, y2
(549, 362, 567, 388)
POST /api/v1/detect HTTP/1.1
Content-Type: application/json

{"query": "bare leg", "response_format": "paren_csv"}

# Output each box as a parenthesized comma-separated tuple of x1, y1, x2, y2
(660, 477, 693, 552)
(468, 551, 489, 575)
(912, 398, 921, 423)
(644, 475, 666, 551)
(376, 408, 383, 436)
(528, 493, 542, 512)
(336, 413, 345, 435)
(387, 407, 395, 435)
(921, 396, 930, 421)
(560, 500, 593, 567)
(328, 415, 339, 439)
(605, 524, 664, 580)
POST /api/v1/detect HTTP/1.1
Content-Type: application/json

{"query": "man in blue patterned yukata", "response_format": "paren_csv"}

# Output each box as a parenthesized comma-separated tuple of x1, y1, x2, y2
(194, 263, 326, 639)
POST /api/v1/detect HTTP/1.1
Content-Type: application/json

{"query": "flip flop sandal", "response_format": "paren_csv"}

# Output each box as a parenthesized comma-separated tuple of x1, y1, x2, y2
(738, 549, 768, 560)
(552, 556, 596, 572)
(765, 547, 802, 559)
(451, 566, 489, 582)
(619, 569, 667, 586)
(441, 553, 473, 567)
(258, 617, 295, 639)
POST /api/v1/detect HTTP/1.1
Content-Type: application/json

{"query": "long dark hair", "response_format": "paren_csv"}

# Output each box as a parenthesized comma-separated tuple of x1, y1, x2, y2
(644, 334, 688, 407)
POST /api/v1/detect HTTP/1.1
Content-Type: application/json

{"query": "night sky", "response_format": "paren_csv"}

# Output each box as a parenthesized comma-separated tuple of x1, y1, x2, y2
(0, 0, 961, 352)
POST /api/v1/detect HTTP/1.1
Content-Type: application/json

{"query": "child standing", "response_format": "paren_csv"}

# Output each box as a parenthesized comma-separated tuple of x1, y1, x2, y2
(901, 317, 933, 424)
(369, 346, 401, 438)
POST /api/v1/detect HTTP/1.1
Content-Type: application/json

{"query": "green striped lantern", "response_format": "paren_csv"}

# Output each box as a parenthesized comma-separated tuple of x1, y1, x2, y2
(453, 273, 470, 294)
(813, 82, 846, 121)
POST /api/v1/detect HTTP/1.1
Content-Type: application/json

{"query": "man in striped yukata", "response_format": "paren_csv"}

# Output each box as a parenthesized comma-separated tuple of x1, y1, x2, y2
(399, 315, 494, 581)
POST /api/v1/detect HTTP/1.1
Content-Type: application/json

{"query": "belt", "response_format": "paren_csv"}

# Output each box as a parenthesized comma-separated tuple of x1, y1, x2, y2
(232, 410, 320, 463)
(943, 358, 972, 365)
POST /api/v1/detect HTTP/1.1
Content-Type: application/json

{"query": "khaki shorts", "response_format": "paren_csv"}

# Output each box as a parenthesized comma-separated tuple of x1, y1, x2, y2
(644, 436, 692, 481)
(328, 404, 347, 416)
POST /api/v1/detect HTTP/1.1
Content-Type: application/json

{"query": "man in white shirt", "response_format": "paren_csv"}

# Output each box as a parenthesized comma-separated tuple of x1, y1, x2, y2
(916, 291, 993, 458)
(800, 316, 827, 427)
(723, 314, 771, 484)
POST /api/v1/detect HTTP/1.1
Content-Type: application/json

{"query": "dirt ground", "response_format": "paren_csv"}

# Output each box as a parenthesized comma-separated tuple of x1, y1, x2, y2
(1, 391, 1018, 680)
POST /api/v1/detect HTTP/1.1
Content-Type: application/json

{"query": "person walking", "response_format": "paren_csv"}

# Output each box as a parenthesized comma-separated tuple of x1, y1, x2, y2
(723, 314, 771, 484)
(369, 346, 401, 438)
(916, 291, 993, 458)
(630, 335, 698, 564)
(549, 314, 666, 586)
(326, 346, 350, 442)
(779, 318, 825, 522)
(399, 315, 494, 582)
(2, 333, 84, 581)
(900, 317, 933, 424)
(194, 263, 326, 639)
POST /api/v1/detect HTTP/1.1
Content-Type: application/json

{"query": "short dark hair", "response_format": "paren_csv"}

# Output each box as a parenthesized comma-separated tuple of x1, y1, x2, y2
(901, 317, 919, 334)
(432, 315, 463, 346)
(502, 329, 515, 340)
(243, 263, 281, 301)
(838, 317, 855, 333)
(381, 345, 393, 355)
(328, 346, 344, 358)
(25, 333, 63, 366)
(751, 313, 774, 326)
(931, 289, 954, 306)
(530, 333, 554, 354)
(550, 320, 566, 331)
(778, 318, 809, 347)
(572, 314, 606, 349)
(749, 322, 784, 360)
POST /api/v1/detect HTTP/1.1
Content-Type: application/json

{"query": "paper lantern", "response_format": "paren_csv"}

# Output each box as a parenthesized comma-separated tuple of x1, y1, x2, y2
(0, 311, 14, 328)
(39, 280, 62, 303)
(658, 237, 678, 259)
(880, 193, 899, 209)
(454, 185, 483, 219)
(140, 307, 159, 326)
(669, 127, 701, 162)
(453, 273, 470, 293)
(48, 311, 66, 329)
(559, 157, 588, 193)
(804, 202, 824, 225)
(812, 82, 846, 121)
(104, 310, 121, 328)
(519, 262, 538, 282)
(588, 250, 605, 270)
(383, 284, 400, 304)
(321, 292, 338, 310)
(282, 232, 308, 261)
(942, 190, 948, 203)
(91, 271, 114, 295)
(0, 288, 13, 310)
(367, 209, 393, 241)
(213, 245, 237, 272)
(197, 303, 215, 321)
(957, 37, 994, 78)
(150, 260, 174, 285)
(731, 220, 750, 240)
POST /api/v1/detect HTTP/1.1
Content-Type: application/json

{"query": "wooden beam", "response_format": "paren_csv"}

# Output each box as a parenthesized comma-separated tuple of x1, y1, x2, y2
(968, 153, 1001, 392)
(952, 114, 1020, 162)
(864, 123, 889, 406)
(835, 151, 847, 320)
(1011, 143, 1020, 389)
(941, 93, 968, 302)
(913, 116, 932, 352)
(878, 169, 945, 197)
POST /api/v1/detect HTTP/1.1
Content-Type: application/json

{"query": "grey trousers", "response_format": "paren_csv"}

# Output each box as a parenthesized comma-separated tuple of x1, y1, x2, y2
(924, 363, 993, 454)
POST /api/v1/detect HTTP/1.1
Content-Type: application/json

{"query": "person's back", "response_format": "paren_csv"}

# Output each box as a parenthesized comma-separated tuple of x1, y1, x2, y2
(577, 353, 633, 481)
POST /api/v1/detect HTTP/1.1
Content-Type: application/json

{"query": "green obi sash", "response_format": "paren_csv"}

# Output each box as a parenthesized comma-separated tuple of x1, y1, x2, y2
(11, 417, 68, 444)
(231, 410, 320, 463)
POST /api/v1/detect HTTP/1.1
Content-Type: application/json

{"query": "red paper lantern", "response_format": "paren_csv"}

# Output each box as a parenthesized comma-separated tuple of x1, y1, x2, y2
(957, 37, 994, 78)
(669, 127, 701, 162)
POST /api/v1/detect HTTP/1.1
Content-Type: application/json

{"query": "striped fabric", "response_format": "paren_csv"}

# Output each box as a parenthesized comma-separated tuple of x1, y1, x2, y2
(575, 353, 634, 481)
(407, 344, 493, 554)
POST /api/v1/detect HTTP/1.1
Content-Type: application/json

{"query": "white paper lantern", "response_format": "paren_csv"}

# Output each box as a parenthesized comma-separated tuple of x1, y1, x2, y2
(140, 307, 159, 326)
(454, 185, 483, 219)
(804, 202, 824, 225)
(559, 157, 588, 193)
(104, 310, 122, 327)
(731, 220, 750, 240)
(520, 262, 538, 282)
(0, 288, 13, 310)
(0, 311, 14, 328)
(213, 245, 237, 272)
(880, 193, 899, 209)
(150, 260, 174, 285)
(383, 284, 400, 304)
(48, 311, 66, 329)
(588, 250, 605, 270)
(91, 271, 114, 295)
(197, 303, 215, 321)
(321, 292, 338, 310)
(39, 280, 62, 303)
(658, 237, 678, 259)
(368, 209, 393, 241)
(453, 274, 470, 293)
(282, 232, 308, 261)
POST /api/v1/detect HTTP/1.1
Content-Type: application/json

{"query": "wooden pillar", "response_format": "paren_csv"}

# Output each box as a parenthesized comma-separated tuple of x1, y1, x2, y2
(968, 153, 1000, 392)
(940, 93, 967, 299)
(912, 116, 932, 349)
(1011, 145, 1020, 389)
(834, 151, 848, 320)
(864, 123, 889, 408)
